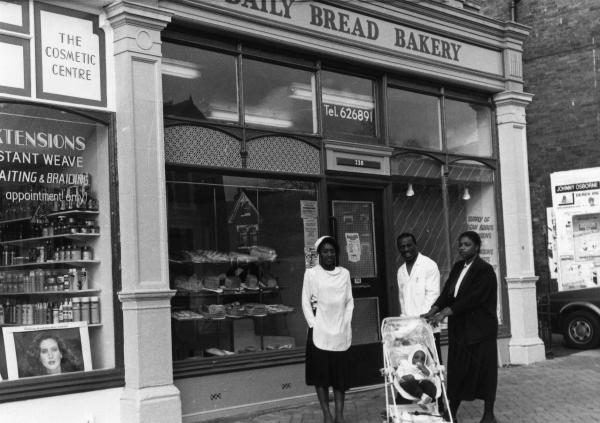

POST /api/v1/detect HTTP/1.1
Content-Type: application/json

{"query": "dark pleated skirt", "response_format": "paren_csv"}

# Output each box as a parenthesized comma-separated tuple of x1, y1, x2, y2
(305, 328, 350, 391)
(447, 336, 498, 401)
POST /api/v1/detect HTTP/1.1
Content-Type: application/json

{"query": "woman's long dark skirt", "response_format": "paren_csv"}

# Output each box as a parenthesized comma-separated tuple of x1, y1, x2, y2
(305, 328, 350, 391)
(447, 335, 498, 402)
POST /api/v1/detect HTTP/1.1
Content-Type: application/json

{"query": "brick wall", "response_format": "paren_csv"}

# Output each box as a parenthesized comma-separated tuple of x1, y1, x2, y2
(480, 1, 600, 292)
(479, 1, 511, 20)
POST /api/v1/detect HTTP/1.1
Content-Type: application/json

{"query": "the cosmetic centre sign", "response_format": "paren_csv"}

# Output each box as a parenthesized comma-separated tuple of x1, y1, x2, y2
(34, 3, 106, 106)
(215, 0, 503, 75)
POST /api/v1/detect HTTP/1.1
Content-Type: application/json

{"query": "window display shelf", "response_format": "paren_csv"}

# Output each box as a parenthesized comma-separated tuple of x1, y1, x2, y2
(0, 260, 100, 270)
(0, 233, 100, 245)
(0, 322, 102, 328)
(176, 287, 281, 298)
(352, 284, 372, 289)
(0, 289, 100, 297)
(0, 216, 32, 225)
(0, 210, 99, 225)
(46, 209, 99, 218)
(171, 310, 293, 322)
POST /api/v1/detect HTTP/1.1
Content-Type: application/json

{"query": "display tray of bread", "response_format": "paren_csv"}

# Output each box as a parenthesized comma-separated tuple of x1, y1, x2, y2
(171, 310, 204, 320)
(175, 249, 260, 264)
(238, 245, 278, 262)
(205, 348, 235, 356)
(265, 304, 294, 314)
(244, 303, 268, 316)
(265, 343, 293, 350)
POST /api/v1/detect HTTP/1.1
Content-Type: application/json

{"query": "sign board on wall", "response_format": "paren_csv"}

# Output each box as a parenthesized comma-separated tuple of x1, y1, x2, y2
(551, 167, 600, 291)
(209, 0, 503, 76)
(0, 1, 30, 96)
(34, 3, 106, 106)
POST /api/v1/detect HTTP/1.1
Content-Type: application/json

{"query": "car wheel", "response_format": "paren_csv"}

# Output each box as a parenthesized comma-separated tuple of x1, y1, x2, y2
(562, 310, 600, 349)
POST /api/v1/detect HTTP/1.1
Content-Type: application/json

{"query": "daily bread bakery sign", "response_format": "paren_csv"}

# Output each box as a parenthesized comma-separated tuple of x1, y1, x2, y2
(217, 0, 503, 75)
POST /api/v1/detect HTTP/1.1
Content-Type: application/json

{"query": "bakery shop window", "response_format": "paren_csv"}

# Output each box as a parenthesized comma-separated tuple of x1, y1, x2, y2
(162, 42, 238, 123)
(321, 70, 377, 141)
(161, 40, 319, 134)
(444, 99, 492, 157)
(388, 88, 441, 151)
(446, 162, 502, 322)
(243, 59, 317, 133)
(167, 169, 317, 360)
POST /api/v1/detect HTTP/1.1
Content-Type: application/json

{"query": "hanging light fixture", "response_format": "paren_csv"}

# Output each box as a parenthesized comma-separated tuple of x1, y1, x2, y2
(462, 187, 471, 200)
(406, 183, 415, 197)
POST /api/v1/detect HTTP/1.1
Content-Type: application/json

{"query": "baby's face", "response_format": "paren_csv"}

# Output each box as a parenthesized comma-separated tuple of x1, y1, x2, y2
(412, 350, 426, 365)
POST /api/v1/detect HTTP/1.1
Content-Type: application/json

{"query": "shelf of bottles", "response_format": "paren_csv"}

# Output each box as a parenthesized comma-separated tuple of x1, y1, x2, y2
(0, 194, 102, 328)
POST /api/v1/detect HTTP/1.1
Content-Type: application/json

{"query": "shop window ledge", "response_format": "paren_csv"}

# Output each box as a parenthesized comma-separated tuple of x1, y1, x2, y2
(173, 349, 306, 379)
(0, 368, 124, 403)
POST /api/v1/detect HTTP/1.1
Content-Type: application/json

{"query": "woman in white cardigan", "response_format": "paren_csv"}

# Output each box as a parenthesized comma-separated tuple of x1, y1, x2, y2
(302, 236, 354, 423)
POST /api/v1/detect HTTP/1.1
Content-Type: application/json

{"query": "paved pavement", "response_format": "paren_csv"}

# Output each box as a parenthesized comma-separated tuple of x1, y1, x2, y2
(215, 338, 600, 423)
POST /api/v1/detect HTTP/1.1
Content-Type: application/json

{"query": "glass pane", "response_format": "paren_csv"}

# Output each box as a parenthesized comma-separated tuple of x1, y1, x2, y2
(445, 99, 492, 156)
(167, 170, 318, 360)
(0, 103, 114, 380)
(162, 42, 238, 123)
(388, 88, 441, 150)
(391, 154, 442, 179)
(243, 59, 316, 133)
(321, 71, 376, 139)
(391, 155, 450, 282)
(447, 162, 502, 322)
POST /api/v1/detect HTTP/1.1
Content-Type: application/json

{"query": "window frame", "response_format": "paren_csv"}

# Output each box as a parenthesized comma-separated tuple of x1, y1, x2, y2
(0, 99, 124, 403)
(166, 164, 320, 376)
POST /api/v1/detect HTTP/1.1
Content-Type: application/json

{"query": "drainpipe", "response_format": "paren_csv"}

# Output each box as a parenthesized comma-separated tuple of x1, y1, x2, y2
(510, 0, 522, 22)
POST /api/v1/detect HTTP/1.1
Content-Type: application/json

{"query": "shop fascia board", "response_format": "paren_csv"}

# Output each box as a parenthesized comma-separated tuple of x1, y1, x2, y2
(160, 3, 508, 93)
(333, 0, 530, 46)
(162, 0, 529, 51)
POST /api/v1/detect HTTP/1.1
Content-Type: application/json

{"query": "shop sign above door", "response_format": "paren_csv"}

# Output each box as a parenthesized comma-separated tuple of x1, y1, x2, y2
(216, 0, 503, 76)
(34, 3, 106, 107)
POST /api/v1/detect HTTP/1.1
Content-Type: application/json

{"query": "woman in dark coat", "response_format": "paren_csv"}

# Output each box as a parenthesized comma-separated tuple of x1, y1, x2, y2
(423, 231, 498, 423)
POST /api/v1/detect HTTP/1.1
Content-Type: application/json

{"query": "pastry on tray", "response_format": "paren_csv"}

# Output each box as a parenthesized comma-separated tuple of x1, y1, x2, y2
(263, 274, 278, 289)
(203, 275, 221, 291)
(207, 304, 226, 319)
(171, 310, 204, 320)
(245, 274, 259, 289)
(224, 275, 241, 290)
(225, 302, 246, 317)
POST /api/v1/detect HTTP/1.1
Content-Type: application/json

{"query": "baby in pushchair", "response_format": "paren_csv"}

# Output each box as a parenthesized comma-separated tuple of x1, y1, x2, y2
(395, 346, 437, 408)
(381, 317, 451, 423)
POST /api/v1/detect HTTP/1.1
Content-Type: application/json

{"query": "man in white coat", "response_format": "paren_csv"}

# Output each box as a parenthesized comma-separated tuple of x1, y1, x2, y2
(397, 232, 441, 359)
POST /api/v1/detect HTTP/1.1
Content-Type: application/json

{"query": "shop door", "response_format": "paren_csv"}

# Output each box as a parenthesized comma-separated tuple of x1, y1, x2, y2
(328, 186, 386, 387)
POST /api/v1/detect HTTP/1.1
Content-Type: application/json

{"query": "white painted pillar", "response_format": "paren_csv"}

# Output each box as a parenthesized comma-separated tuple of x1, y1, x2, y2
(105, 2, 181, 422)
(494, 91, 546, 365)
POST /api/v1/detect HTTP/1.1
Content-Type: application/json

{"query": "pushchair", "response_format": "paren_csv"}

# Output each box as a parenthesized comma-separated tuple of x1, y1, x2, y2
(381, 317, 451, 423)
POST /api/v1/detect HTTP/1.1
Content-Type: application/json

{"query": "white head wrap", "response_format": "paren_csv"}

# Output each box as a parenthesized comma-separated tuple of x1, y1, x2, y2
(314, 235, 334, 251)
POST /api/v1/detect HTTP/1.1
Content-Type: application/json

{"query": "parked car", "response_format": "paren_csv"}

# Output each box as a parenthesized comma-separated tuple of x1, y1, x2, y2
(542, 286, 600, 349)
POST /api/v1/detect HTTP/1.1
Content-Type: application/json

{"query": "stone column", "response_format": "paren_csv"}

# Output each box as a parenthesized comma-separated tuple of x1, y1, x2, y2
(494, 91, 546, 365)
(105, 2, 181, 422)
